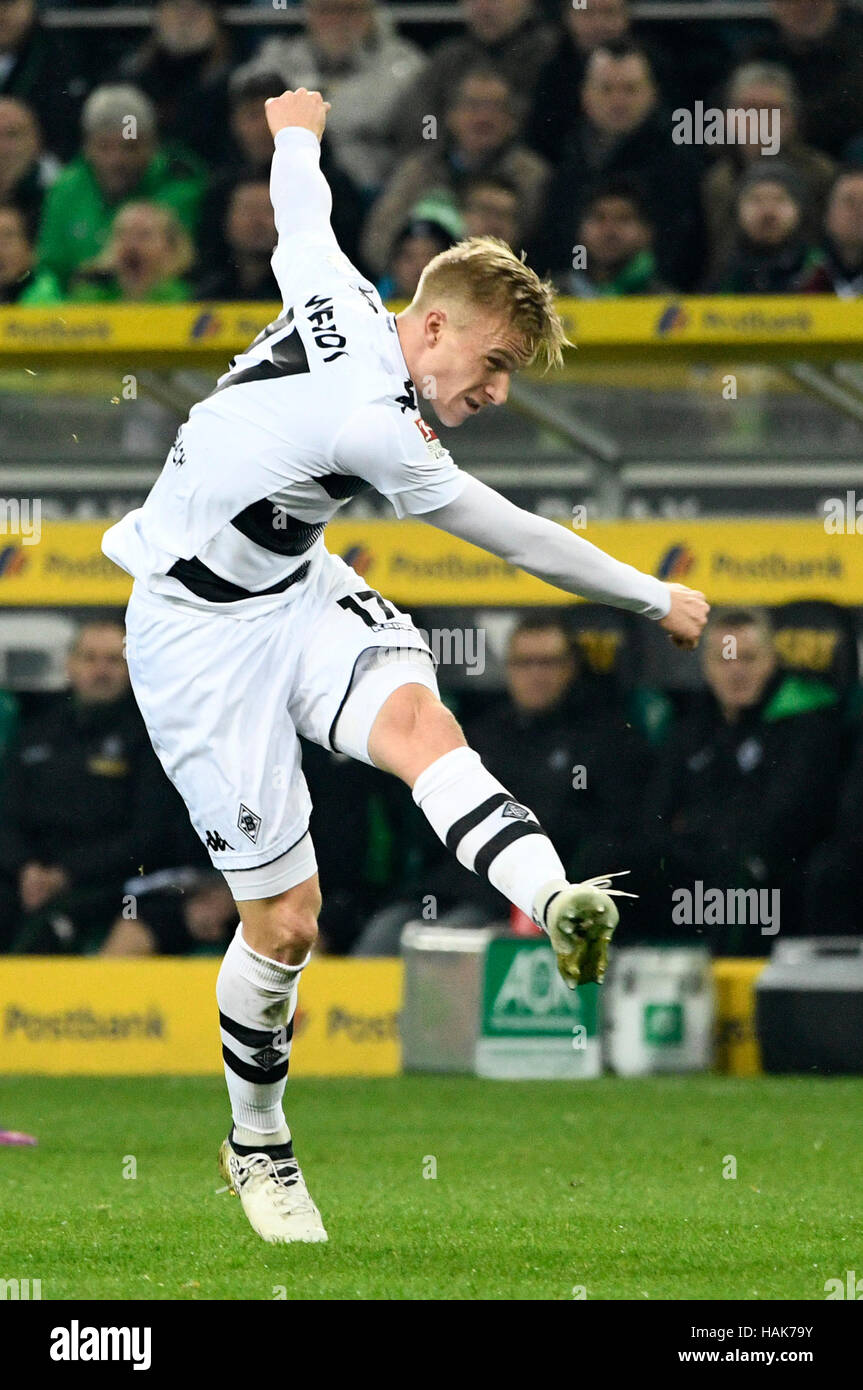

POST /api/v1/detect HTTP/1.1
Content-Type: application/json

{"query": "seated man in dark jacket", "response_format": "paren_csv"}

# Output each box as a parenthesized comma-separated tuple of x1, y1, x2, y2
(528, 40, 705, 289)
(193, 176, 280, 301)
(0, 619, 197, 952)
(632, 607, 843, 953)
(352, 613, 651, 953)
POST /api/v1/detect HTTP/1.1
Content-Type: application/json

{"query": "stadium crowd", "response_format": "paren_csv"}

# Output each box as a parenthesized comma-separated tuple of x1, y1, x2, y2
(1, 0, 863, 302)
(1, 0, 861, 957)
(0, 606, 860, 957)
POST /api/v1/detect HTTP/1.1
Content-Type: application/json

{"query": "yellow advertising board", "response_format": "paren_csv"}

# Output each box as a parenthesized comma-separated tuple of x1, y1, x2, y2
(0, 956, 757, 1076)
(1, 297, 862, 366)
(0, 957, 403, 1077)
(712, 958, 766, 1077)
(0, 517, 859, 608)
(556, 295, 863, 358)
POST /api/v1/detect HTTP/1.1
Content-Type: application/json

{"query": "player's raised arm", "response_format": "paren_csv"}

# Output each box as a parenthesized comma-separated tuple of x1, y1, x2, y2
(422, 474, 709, 648)
(265, 89, 338, 283)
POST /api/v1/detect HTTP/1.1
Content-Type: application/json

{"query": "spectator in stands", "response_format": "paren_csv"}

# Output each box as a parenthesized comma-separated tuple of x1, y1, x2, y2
(701, 63, 836, 280)
(801, 167, 863, 297)
(803, 728, 863, 936)
(362, 66, 550, 278)
(561, 176, 669, 297)
(118, 0, 234, 168)
(101, 868, 237, 956)
(389, 0, 557, 156)
(352, 615, 651, 954)
(377, 213, 459, 301)
(194, 176, 279, 300)
(66, 200, 195, 302)
(709, 161, 823, 293)
(0, 203, 61, 303)
(746, 0, 863, 159)
(196, 69, 366, 276)
(633, 608, 843, 952)
(524, 0, 673, 162)
(224, 68, 283, 172)
(0, 620, 196, 954)
(243, 0, 423, 196)
(0, 0, 88, 161)
(36, 84, 206, 292)
(460, 174, 520, 247)
(629, 0, 732, 114)
(528, 42, 704, 290)
(0, 97, 60, 239)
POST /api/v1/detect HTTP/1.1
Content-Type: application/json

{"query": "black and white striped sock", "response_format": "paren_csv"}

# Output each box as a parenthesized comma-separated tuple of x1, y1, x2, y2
(216, 924, 307, 1146)
(411, 746, 567, 921)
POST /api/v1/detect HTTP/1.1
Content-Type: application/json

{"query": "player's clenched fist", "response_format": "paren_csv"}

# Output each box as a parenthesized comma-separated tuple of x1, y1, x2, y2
(659, 582, 710, 649)
(265, 88, 331, 142)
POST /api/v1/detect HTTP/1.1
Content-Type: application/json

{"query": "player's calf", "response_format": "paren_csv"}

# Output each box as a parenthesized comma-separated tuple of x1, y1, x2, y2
(406, 740, 636, 987)
(216, 900, 317, 1176)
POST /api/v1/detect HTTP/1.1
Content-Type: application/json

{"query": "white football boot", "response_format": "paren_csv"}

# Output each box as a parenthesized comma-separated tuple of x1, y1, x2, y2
(534, 873, 636, 988)
(219, 1132, 328, 1244)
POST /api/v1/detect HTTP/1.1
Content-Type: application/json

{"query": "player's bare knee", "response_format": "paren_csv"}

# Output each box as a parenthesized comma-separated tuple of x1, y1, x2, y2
(241, 885, 321, 963)
(267, 902, 319, 961)
(378, 685, 460, 743)
(424, 698, 464, 748)
(370, 685, 465, 781)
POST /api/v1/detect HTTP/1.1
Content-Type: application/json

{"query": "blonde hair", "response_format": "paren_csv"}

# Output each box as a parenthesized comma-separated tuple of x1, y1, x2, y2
(412, 235, 570, 372)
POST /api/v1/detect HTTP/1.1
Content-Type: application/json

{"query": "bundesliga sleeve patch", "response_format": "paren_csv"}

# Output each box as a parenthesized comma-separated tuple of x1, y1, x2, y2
(414, 416, 446, 460)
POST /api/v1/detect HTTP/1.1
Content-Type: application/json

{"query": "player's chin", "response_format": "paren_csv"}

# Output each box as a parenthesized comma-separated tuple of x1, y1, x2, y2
(432, 401, 465, 428)
(441, 398, 480, 427)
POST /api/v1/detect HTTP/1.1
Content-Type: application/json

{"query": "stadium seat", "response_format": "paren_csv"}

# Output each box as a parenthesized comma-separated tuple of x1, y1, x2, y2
(770, 599, 860, 695)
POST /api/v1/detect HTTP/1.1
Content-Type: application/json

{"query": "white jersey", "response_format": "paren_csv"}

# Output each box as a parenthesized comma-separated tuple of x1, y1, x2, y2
(104, 126, 671, 624)
(102, 128, 466, 615)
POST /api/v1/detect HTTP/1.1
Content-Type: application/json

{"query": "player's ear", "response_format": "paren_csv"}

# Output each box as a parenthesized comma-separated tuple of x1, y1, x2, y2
(424, 307, 447, 347)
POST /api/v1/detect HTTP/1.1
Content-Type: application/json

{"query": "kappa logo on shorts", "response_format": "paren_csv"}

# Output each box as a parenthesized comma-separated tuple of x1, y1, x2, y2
(206, 829, 234, 852)
(237, 804, 262, 843)
(501, 801, 531, 821)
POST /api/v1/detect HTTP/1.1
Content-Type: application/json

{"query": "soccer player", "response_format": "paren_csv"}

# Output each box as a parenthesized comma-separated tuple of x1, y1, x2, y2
(102, 89, 708, 1245)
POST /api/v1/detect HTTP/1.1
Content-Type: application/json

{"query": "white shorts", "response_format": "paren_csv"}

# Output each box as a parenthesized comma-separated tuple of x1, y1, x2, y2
(124, 546, 439, 900)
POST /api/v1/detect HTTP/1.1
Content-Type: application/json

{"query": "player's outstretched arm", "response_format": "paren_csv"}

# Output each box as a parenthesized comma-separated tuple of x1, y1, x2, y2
(265, 89, 337, 267)
(423, 473, 709, 647)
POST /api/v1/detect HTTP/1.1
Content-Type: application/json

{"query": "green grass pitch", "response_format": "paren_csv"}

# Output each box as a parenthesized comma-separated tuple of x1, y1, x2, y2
(2, 1073, 861, 1301)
